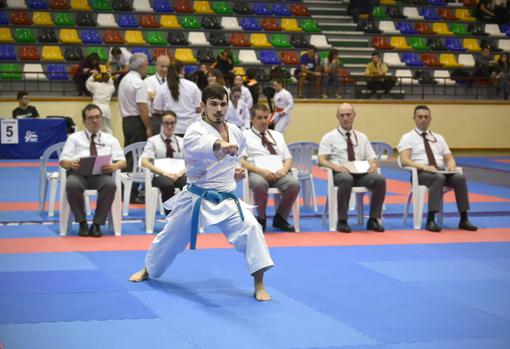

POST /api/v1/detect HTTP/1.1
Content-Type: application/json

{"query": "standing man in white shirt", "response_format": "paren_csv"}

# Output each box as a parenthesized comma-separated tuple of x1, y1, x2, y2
(107, 47, 131, 89)
(140, 110, 186, 214)
(129, 85, 274, 301)
(398, 105, 478, 232)
(233, 74, 253, 110)
(86, 73, 116, 134)
(318, 103, 386, 233)
(59, 104, 126, 237)
(144, 55, 170, 135)
(225, 86, 250, 130)
(271, 79, 294, 134)
(241, 104, 300, 232)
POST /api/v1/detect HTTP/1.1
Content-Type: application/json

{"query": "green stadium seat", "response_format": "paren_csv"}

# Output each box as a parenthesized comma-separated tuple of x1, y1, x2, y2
(180, 16, 201, 29)
(408, 37, 430, 50)
(270, 34, 292, 48)
(15, 28, 35, 43)
(86, 47, 108, 62)
(0, 63, 22, 80)
(147, 65, 156, 75)
(372, 7, 388, 20)
(212, 1, 233, 14)
(450, 23, 471, 36)
(54, 13, 75, 26)
(146, 31, 166, 45)
(299, 19, 320, 32)
(91, 0, 112, 10)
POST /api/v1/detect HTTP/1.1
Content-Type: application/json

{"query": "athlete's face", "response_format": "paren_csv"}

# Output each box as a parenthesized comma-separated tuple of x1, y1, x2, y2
(203, 95, 228, 125)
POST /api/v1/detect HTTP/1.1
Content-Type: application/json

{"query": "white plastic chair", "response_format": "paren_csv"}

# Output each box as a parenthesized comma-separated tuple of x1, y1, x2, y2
(239, 50, 260, 64)
(221, 17, 241, 30)
(7, 0, 26, 8)
(398, 156, 462, 229)
(243, 169, 300, 232)
(434, 70, 456, 85)
(395, 69, 419, 85)
(144, 168, 167, 234)
(370, 142, 394, 163)
(287, 141, 319, 212)
(97, 13, 117, 27)
(379, 21, 399, 34)
(310, 35, 331, 49)
(383, 52, 405, 67)
(485, 24, 502, 36)
(498, 39, 510, 52)
(39, 142, 66, 216)
(59, 168, 122, 236)
(133, 0, 151, 11)
(121, 142, 147, 216)
(188, 32, 208, 46)
(23, 64, 46, 80)
(458, 54, 475, 68)
(403, 7, 422, 20)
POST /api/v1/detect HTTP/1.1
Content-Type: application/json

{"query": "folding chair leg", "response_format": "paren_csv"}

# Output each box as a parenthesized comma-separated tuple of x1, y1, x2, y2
(122, 178, 133, 216)
(413, 189, 426, 229)
(39, 177, 48, 212)
(48, 178, 58, 217)
(310, 179, 318, 213)
(403, 192, 412, 224)
(328, 188, 337, 231)
(145, 188, 158, 234)
(321, 197, 329, 227)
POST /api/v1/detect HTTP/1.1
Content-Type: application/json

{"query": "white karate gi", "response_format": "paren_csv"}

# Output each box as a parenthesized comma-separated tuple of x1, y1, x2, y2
(144, 119, 274, 278)
(225, 99, 250, 130)
(85, 75, 115, 134)
(273, 88, 294, 133)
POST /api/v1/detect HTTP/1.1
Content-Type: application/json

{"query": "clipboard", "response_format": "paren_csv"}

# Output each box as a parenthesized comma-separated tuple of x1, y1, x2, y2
(154, 158, 185, 174)
(253, 155, 283, 172)
(341, 161, 370, 174)
(78, 155, 112, 176)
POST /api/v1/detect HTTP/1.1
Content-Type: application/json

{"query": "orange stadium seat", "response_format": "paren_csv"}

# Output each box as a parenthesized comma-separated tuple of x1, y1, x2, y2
(19, 45, 40, 60)
(103, 30, 124, 44)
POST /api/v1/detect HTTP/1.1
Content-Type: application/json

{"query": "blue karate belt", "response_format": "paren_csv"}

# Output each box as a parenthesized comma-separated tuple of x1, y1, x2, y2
(187, 183, 244, 250)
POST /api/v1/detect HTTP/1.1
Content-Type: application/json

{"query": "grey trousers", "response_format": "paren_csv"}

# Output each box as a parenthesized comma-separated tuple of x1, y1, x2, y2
(333, 172, 386, 220)
(66, 172, 117, 225)
(417, 171, 470, 213)
(249, 172, 300, 219)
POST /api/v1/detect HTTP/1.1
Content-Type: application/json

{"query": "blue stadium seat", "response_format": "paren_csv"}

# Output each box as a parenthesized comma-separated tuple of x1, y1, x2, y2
(241, 17, 261, 31)
(445, 38, 466, 52)
(0, 45, 17, 60)
(402, 53, 424, 67)
(130, 47, 153, 62)
(118, 14, 138, 28)
(501, 24, 510, 36)
(272, 3, 291, 16)
(419, 8, 441, 20)
(184, 65, 199, 75)
(81, 29, 102, 44)
(47, 63, 68, 80)
(428, 0, 446, 5)
(0, 12, 9, 25)
(396, 22, 417, 34)
(27, 0, 49, 9)
(153, 0, 173, 12)
(252, 2, 270, 15)
(259, 50, 280, 64)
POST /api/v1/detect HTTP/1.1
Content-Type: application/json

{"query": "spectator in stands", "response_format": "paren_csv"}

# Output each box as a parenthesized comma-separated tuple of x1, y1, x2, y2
(225, 86, 250, 130)
(347, 0, 374, 23)
(107, 47, 131, 89)
(271, 79, 294, 133)
(318, 103, 386, 233)
(207, 68, 228, 91)
(152, 60, 202, 137)
(245, 69, 260, 104)
(296, 45, 323, 98)
(59, 104, 126, 237)
(475, 46, 497, 81)
(491, 52, 509, 100)
(233, 74, 253, 109)
(74, 52, 100, 96)
(398, 105, 478, 233)
(365, 52, 396, 96)
(145, 55, 171, 134)
(212, 49, 234, 87)
(193, 63, 209, 91)
(323, 49, 343, 99)
(12, 91, 39, 119)
(140, 110, 186, 214)
(241, 104, 300, 232)
(86, 73, 115, 134)
(477, 0, 509, 26)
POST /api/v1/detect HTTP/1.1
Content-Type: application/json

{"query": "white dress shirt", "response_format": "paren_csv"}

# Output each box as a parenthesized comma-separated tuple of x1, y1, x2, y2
(108, 48, 131, 71)
(85, 76, 115, 119)
(398, 128, 451, 169)
(319, 127, 376, 164)
(117, 70, 149, 118)
(60, 130, 125, 162)
(152, 78, 202, 134)
(225, 99, 250, 129)
(144, 73, 166, 115)
(141, 133, 184, 160)
(242, 128, 292, 162)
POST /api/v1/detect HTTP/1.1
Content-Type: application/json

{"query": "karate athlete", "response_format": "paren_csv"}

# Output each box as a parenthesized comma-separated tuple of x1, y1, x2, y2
(129, 85, 274, 301)
(270, 79, 294, 133)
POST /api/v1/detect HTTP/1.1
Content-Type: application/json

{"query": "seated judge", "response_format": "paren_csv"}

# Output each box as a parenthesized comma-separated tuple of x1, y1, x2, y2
(140, 110, 186, 214)
(397, 105, 478, 232)
(318, 103, 386, 233)
(59, 104, 126, 238)
(241, 104, 300, 232)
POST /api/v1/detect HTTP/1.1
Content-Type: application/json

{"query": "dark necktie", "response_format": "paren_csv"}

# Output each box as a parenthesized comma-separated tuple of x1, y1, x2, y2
(421, 132, 437, 168)
(161, 78, 165, 84)
(165, 138, 174, 158)
(90, 133, 97, 156)
(260, 132, 277, 155)
(346, 132, 355, 161)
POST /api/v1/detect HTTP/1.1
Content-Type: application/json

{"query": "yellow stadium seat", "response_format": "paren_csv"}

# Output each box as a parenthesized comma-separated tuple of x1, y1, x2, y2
(233, 66, 246, 77)
(125, 30, 146, 45)
(70, 0, 91, 10)
(281, 18, 302, 32)
(42, 46, 64, 61)
(99, 65, 107, 73)
(380, 0, 396, 4)
(250, 33, 272, 48)
(193, 1, 213, 14)
(463, 38, 481, 52)
(160, 15, 181, 29)
(455, 9, 476, 21)
(175, 48, 197, 64)
(32, 12, 54, 26)
(390, 36, 411, 50)
(432, 23, 453, 36)
(439, 53, 462, 68)
(0, 28, 14, 42)
(59, 29, 81, 44)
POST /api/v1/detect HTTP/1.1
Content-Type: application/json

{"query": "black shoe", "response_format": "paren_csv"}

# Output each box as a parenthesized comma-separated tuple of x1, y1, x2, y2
(425, 220, 442, 232)
(459, 219, 478, 231)
(257, 217, 266, 232)
(366, 218, 385, 232)
(89, 223, 102, 238)
(272, 213, 295, 232)
(336, 220, 351, 233)
(78, 221, 89, 237)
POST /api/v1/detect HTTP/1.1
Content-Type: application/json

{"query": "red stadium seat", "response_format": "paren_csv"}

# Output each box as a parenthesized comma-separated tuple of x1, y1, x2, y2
(103, 30, 124, 44)
(230, 33, 250, 47)
(261, 18, 281, 31)
(19, 45, 40, 60)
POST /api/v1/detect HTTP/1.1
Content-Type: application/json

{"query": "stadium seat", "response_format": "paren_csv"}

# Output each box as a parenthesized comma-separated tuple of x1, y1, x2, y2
(396, 22, 417, 34)
(450, 23, 470, 36)
(32, 12, 53, 25)
(97, 13, 117, 27)
(372, 7, 388, 20)
(432, 22, 453, 36)
(0, 63, 22, 79)
(140, 15, 159, 28)
(112, 0, 132, 11)
(485, 24, 502, 36)
(64, 46, 84, 61)
(403, 7, 422, 19)
(221, 17, 241, 30)
(379, 21, 399, 34)
(7, 0, 26, 7)
(380, 0, 396, 4)
(180, 16, 201, 29)
(402, 53, 424, 67)
(209, 32, 229, 46)
(438, 8, 457, 21)
(87, 47, 107, 61)
(133, 0, 152, 12)
(119, 14, 138, 28)
(153, 0, 173, 12)
(91, 0, 112, 10)
(390, 36, 411, 50)
(241, 17, 261, 31)
(131, 47, 153, 62)
(501, 24, 510, 36)
(445, 38, 465, 51)
(253, 2, 270, 15)
(231, 33, 250, 47)
(160, 15, 181, 28)
(27, 0, 48, 9)
(196, 48, 215, 63)
(0, 45, 17, 60)
(272, 3, 291, 16)
(259, 50, 280, 65)
(280, 51, 299, 64)
(311, 35, 331, 49)
(70, 0, 91, 10)
(75, 13, 95, 26)
(251, 33, 271, 48)
(462, 0, 477, 6)
(463, 38, 481, 52)
(415, 22, 435, 35)
(480, 39, 501, 52)
(168, 31, 188, 45)
(271, 34, 292, 48)
(37, 28, 57, 43)
(173, 0, 193, 13)
(188, 32, 208, 46)
(372, 36, 393, 49)
(239, 49, 259, 64)
(19, 45, 40, 60)
(290, 33, 309, 48)
(262, 18, 281, 31)
(499, 40, 510, 51)
(81, 29, 102, 44)
(232, 66, 246, 77)
(281, 18, 301, 32)
(194, 0, 213, 14)
(15, 28, 35, 43)
(47, 63, 68, 80)
(153, 47, 172, 60)
(125, 31, 146, 45)
(428, 0, 446, 5)
(469, 23, 488, 36)
(387, 6, 406, 19)
(419, 8, 441, 20)
(291, 3, 309, 16)
(23, 63, 46, 80)
(42, 46, 64, 61)
(233, 1, 252, 15)
(383, 52, 405, 67)
(439, 53, 462, 68)
(104, 30, 123, 44)
(300, 19, 320, 32)
(201, 16, 221, 29)
(59, 29, 81, 44)
(428, 37, 445, 51)
(175, 48, 197, 63)
(458, 53, 475, 68)
(0, 12, 8, 25)
(395, 69, 418, 84)
(0, 28, 13, 42)
(408, 37, 430, 50)
(145, 31, 165, 45)
(421, 53, 442, 67)
(212, 1, 233, 14)
(54, 12, 74, 26)
(10, 11, 31, 25)
(50, 0, 69, 9)
(434, 70, 455, 85)
(455, 8, 475, 21)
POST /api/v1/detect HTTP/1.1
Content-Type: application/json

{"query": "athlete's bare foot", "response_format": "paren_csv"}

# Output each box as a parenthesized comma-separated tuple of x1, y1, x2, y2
(129, 267, 149, 282)
(253, 269, 271, 301)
